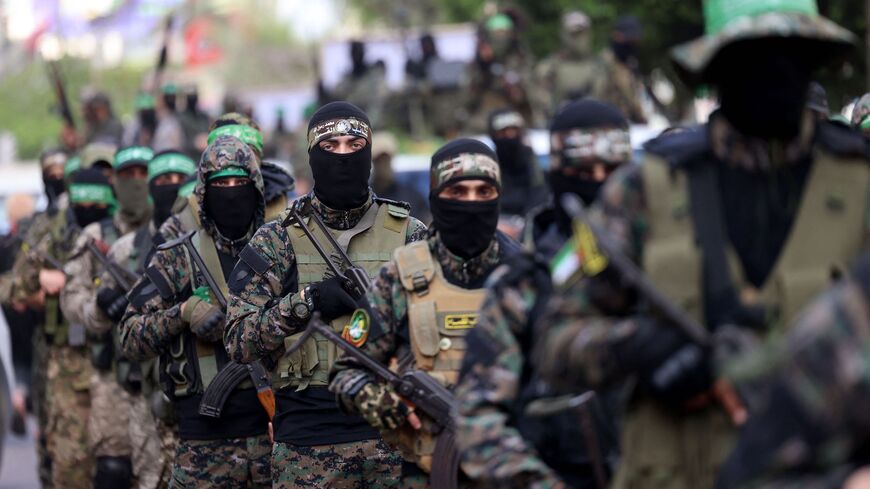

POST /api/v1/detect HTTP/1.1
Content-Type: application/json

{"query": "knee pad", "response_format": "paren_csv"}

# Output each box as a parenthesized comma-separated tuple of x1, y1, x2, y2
(94, 456, 133, 489)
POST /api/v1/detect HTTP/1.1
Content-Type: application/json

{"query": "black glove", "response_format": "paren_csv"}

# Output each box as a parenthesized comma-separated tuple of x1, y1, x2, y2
(96, 286, 129, 323)
(311, 276, 358, 322)
(614, 318, 713, 406)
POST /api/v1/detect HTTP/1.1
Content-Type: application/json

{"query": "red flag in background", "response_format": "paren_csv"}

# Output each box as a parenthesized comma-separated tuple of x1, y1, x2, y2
(184, 17, 222, 66)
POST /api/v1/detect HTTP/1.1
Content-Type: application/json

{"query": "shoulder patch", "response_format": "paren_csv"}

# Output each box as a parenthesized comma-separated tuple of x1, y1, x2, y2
(239, 244, 271, 275)
(144, 265, 174, 300)
(228, 259, 255, 295)
(129, 275, 160, 308)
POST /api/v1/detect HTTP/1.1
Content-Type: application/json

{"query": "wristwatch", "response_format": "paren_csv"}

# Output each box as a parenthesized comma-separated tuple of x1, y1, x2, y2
(289, 286, 314, 322)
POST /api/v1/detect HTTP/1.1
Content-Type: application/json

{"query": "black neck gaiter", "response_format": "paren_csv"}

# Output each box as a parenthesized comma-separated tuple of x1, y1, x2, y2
(430, 197, 500, 260)
(73, 206, 110, 229)
(310, 146, 372, 210)
(549, 171, 603, 232)
(43, 175, 65, 208)
(492, 137, 526, 175)
(205, 183, 257, 240)
(150, 181, 182, 228)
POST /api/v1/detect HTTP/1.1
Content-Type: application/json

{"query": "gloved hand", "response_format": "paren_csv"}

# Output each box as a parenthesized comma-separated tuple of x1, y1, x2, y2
(352, 382, 412, 430)
(181, 296, 225, 342)
(613, 318, 713, 407)
(96, 286, 129, 322)
(311, 276, 358, 322)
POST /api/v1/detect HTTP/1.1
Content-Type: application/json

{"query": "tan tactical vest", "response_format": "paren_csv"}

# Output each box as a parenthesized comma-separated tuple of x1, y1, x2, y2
(167, 197, 247, 396)
(274, 201, 410, 391)
(393, 240, 486, 472)
(613, 149, 870, 489)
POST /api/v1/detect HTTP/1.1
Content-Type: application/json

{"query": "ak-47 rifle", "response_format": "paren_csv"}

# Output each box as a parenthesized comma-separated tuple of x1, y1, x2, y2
(152, 13, 174, 94)
(14, 234, 66, 273)
(46, 61, 75, 130)
(84, 238, 140, 292)
(286, 314, 460, 489)
(559, 194, 748, 425)
(157, 230, 276, 420)
(281, 199, 371, 299)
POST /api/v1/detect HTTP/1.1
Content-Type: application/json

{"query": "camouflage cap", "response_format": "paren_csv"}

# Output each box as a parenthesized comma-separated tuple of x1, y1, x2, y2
(430, 138, 501, 195)
(670, 0, 856, 85)
(80, 142, 118, 170)
(851, 93, 870, 129)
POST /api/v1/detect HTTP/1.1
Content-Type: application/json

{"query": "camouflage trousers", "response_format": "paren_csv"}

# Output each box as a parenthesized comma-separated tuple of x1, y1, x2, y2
(88, 370, 132, 457)
(46, 344, 95, 488)
(32, 329, 52, 488)
(129, 393, 171, 489)
(170, 434, 271, 488)
(271, 439, 402, 488)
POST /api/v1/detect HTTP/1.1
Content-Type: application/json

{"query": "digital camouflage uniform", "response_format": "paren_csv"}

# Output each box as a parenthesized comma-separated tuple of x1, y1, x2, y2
(711, 253, 870, 488)
(120, 136, 272, 488)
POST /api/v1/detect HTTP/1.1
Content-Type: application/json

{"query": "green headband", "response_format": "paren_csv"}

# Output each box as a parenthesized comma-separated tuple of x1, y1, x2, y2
(69, 183, 114, 205)
(148, 153, 197, 181)
(704, 0, 818, 35)
(207, 125, 264, 154)
(135, 93, 155, 110)
(860, 114, 870, 130)
(64, 156, 82, 178)
(208, 167, 248, 181)
(114, 147, 154, 169)
(486, 13, 514, 31)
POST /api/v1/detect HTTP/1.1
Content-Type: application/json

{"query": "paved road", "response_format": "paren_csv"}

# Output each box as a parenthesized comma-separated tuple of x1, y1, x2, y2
(0, 417, 39, 489)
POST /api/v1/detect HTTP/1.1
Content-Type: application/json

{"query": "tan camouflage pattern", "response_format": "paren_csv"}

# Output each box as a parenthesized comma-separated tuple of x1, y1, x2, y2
(129, 394, 172, 489)
(671, 11, 856, 81)
(307, 117, 373, 150)
(430, 153, 501, 191)
(88, 370, 132, 457)
(46, 344, 94, 488)
(170, 435, 271, 488)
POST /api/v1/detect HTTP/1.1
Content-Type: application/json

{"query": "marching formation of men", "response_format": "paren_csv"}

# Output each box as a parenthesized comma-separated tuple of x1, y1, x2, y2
(5, 1, 870, 488)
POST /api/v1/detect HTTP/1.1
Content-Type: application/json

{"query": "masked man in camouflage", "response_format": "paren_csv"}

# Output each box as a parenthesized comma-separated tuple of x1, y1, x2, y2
(455, 99, 632, 489)
(224, 101, 427, 488)
(329, 138, 520, 488)
(3, 148, 69, 488)
(120, 136, 272, 488)
(89, 149, 197, 489)
(44, 166, 116, 487)
(533, 2, 867, 489)
(61, 145, 154, 488)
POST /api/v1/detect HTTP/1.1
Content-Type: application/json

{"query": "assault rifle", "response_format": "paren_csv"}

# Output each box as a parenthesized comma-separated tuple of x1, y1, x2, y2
(157, 230, 276, 420)
(14, 234, 66, 273)
(152, 14, 173, 94)
(84, 238, 139, 292)
(280, 199, 371, 298)
(559, 194, 747, 425)
(286, 314, 459, 489)
(46, 61, 75, 129)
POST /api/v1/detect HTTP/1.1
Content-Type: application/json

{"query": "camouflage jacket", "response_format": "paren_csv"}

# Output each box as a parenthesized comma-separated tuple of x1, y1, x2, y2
(223, 192, 427, 365)
(60, 213, 147, 335)
(6, 196, 69, 304)
(534, 113, 870, 393)
(592, 49, 646, 124)
(454, 250, 567, 489)
(715, 257, 870, 489)
(120, 137, 265, 361)
(328, 230, 506, 408)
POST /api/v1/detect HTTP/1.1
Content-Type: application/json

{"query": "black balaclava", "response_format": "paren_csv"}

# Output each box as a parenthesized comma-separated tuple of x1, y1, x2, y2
(150, 181, 181, 227)
(611, 15, 642, 64)
(714, 40, 813, 140)
(70, 167, 112, 228)
(206, 179, 257, 240)
(549, 99, 630, 230)
(40, 150, 67, 208)
(429, 138, 501, 259)
(186, 92, 199, 113)
(488, 108, 527, 175)
(139, 108, 157, 133)
(307, 102, 372, 210)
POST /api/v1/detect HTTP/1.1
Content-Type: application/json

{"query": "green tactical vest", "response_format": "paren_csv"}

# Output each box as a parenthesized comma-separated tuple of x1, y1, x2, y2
(274, 201, 410, 391)
(165, 199, 252, 396)
(612, 149, 870, 489)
